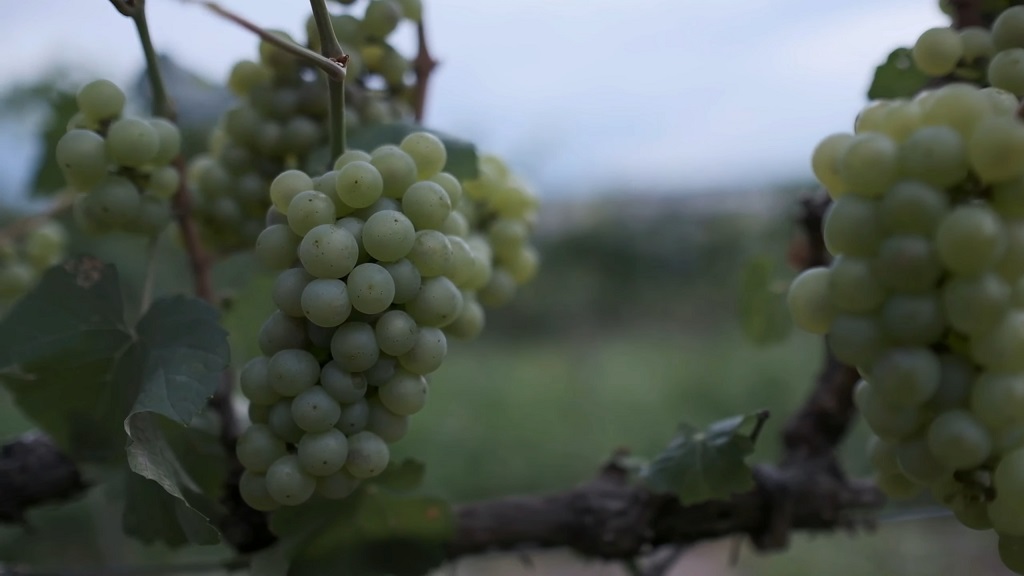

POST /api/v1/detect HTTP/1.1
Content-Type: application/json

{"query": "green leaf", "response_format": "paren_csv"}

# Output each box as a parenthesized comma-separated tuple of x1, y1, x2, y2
(347, 123, 479, 180)
(31, 90, 79, 196)
(867, 47, 930, 100)
(739, 254, 792, 346)
(0, 257, 132, 460)
(641, 411, 767, 505)
(123, 412, 224, 546)
(128, 295, 230, 426)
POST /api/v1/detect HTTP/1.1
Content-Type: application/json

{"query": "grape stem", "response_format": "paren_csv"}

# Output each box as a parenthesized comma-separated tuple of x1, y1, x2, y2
(412, 18, 439, 123)
(0, 193, 74, 245)
(183, 0, 346, 82)
(309, 0, 349, 164)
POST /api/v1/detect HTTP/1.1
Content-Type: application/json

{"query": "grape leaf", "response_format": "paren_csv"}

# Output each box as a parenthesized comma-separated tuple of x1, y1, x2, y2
(641, 412, 767, 505)
(347, 123, 479, 180)
(739, 254, 792, 346)
(867, 47, 930, 100)
(0, 257, 132, 461)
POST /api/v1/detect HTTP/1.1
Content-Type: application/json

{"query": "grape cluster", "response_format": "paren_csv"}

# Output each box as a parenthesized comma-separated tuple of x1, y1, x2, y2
(236, 132, 538, 509)
(0, 221, 67, 307)
(56, 80, 180, 237)
(911, 6, 1024, 98)
(189, 0, 421, 252)
(790, 82, 1024, 574)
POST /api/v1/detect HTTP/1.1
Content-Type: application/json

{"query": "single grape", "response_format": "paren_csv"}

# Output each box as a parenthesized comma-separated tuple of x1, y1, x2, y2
(90, 176, 141, 226)
(429, 172, 464, 205)
(969, 371, 1024, 429)
(943, 273, 1010, 336)
(444, 298, 486, 340)
(106, 117, 160, 167)
(298, 224, 359, 279)
(148, 118, 182, 164)
(336, 398, 370, 435)
(56, 129, 108, 189)
(344, 431, 390, 478)
(408, 230, 454, 277)
(406, 275, 464, 327)
(334, 150, 373, 170)
(994, 6, 1024, 50)
(321, 362, 368, 404)
(272, 267, 313, 318)
(912, 27, 963, 77)
(237, 424, 287, 473)
(239, 471, 280, 511)
(287, 190, 337, 236)
(990, 48, 1024, 97)
(811, 132, 853, 196)
(398, 326, 447, 374)
(270, 170, 315, 213)
(366, 398, 409, 443)
(335, 161, 384, 209)
(383, 258, 422, 303)
(927, 409, 992, 470)
(838, 132, 899, 198)
(267, 348, 321, 397)
(402, 181, 452, 230)
(331, 322, 380, 372)
(291, 386, 342, 433)
(370, 145, 418, 198)
(898, 126, 969, 188)
(935, 204, 1006, 276)
(786, 267, 834, 335)
(240, 356, 281, 405)
(265, 454, 316, 505)
(258, 310, 309, 356)
(76, 79, 125, 121)
(255, 224, 300, 270)
(363, 210, 416, 262)
(400, 132, 447, 178)
(375, 309, 419, 356)
(870, 347, 941, 407)
(301, 278, 353, 327)
(378, 369, 429, 416)
(823, 196, 881, 257)
(297, 428, 349, 476)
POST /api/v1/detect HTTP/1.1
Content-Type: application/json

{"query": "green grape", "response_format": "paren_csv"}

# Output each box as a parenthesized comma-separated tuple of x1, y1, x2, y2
(870, 347, 941, 407)
(378, 370, 428, 416)
(927, 409, 992, 469)
(873, 235, 942, 293)
(999, 220, 1024, 278)
(291, 386, 342, 433)
(227, 60, 271, 96)
(287, 190, 337, 236)
(811, 132, 853, 197)
(272, 267, 313, 318)
(265, 454, 316, 505)
(316, 469, 361, 499)
(989, 494, 1024, 535)
(0, 264, 34, 301)
(364, 356, 397, 386)
(854, 380, 926, 440)
(879, 180, 949, 236)
(90, 176, 141, 225)
(402, 181, 452, 230)
(953, 499, 992, 531)
(347, 263, 397, 314)
(125, 195, 171, 236)
(24, 222, 66, 270)
(258, 310, 309, 356)
(240, 356, 281, 405)
(867, 435, 902, 475)
(76, 79, 125, 121)
(928, 353, 977, 411)
(255, 224, 300, 270)
(998, 425, 1024, 455)
(398, 326, 447, 374)
(331, 322, 380, 372)
(406, 276, 464, 327)
(994, 6, 1024, 50)
(267, 348, 321, 397)
(786, 267, 834, 335)
(301, 278, 352, 328)
(446, 236, 477, 286)
(367, 398, 409, 443)
(875, 471, 922, 499)
(395, 0, 422, 21)
(268, 399, 305, 444)
(408, 230, 453, 277)
(363, 0, 402, 38)
(375, 310, 419, 356)
(920, 83, 990, 138)
(828, 257, 884, 314)
(370, 146, 418, 198)
(363, 210, 416, 262)
(898, 126, 969, 188)
(147, 165, 180, 199)
(936, 204, 1006, 276)
(430, 172, 463, 205)
(997, 450, 1024, 502)
(823, 196, 881, 257)
(344, 431, 390, 478)
(879, 102, 923, 143)
(973, 313, 1024, 371)
(148, 118, 181, 164)
(969, 371, 1024, 428)
(106, 117, 159, 168)
(56, 129, 108, 189)
(299, 224, 359, 279)
(912, 27, 963, 76)
(969, 115, 1024, 182)
(400, 132, 447, 178)
(981, 87, 1021, 116)
(237, 424, 287, 473)
(336, 398, 370, 434)
(959, 26, 995, 63)
(943, 273, 1010, 336)
(444, 298, 485, 340)
(855, 101, 891, 134)
(336, 161, 384, 209)
(239, 471, 280, 511)
(297, 428, 349, 476)
(880, 293, 945, 346)
(270, 170, 315, 213)
(321, 362, 368, 404)
(477, 267, 517, 307)
(896, 436, 948, 484)
(383, 258, 422, 303)
(999, 534, 1024, 575)
(838, 132, 899, 198)
(334, 150, 373, 170)
(441, 211, 471, 238)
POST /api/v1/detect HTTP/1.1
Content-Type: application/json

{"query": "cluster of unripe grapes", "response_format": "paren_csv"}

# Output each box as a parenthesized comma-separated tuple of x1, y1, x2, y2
(236, 131, 538, 509)
(789, 82, 1024, 574)
(55, 80, 181, 237)
(0, 222, 67, 306)
(189, 0, 421, 253)
(912, 5, 1024, 98)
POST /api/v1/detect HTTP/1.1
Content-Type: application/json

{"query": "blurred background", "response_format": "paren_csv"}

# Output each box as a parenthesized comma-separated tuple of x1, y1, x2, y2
(0, 0, 1013, 575)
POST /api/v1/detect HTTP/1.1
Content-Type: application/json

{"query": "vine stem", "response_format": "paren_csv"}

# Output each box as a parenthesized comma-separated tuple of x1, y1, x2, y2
(309, 0, 348, 163)
(412, 18, 439, 122)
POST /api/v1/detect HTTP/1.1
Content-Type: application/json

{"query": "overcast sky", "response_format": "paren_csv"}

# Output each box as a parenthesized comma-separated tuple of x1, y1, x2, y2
(0, 0, 947, 198)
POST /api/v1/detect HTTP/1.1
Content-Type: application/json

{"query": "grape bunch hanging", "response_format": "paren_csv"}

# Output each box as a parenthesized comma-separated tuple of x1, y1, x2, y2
(788, 80, 1024, 574)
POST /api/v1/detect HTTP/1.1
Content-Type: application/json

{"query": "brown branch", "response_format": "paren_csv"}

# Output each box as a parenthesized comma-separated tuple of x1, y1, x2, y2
(412, 19, 438, 123)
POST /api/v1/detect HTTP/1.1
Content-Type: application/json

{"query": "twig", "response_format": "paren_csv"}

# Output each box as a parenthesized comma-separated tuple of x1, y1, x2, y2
(309, 0, 349, 162)
(412, 19, 438, 122)
(130, 4, 175, 120)
(184, 0, 346, 81)
(0, 194, 75, 245)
